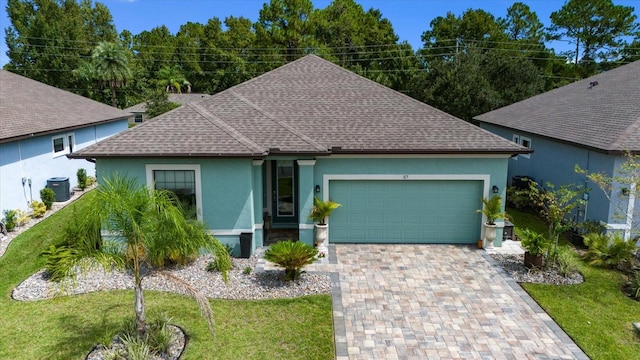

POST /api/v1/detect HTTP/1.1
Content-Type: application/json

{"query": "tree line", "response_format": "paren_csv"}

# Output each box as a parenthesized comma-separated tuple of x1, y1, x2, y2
(5, 0, 640, 121)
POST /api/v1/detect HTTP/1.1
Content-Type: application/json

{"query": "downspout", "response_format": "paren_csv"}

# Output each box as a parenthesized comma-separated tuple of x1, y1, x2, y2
(625, 182, 636, 241)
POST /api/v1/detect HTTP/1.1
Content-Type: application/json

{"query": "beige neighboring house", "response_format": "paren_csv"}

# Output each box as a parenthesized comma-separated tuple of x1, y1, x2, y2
(124, 93, 212, 124)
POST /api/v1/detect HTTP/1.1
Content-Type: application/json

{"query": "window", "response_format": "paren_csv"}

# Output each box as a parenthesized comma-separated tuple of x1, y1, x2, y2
(52, 133, 75, 156)
(512, 134, 531, 159)
(146, 164, 202, 221)
(134, 114, 143, 123)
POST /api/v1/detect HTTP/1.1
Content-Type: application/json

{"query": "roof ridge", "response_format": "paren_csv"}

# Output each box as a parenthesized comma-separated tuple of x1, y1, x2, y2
(188, 102, 265, 154)
(229, 89, 328, 152)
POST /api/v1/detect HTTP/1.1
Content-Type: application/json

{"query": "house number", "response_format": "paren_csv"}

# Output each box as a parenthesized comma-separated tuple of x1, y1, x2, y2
(403, 175, 409, 179)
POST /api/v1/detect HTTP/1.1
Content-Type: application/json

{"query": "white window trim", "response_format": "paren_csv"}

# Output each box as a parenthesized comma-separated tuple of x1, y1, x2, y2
(512, 134, 531, 159)
(145, 164, 203, 222)
(52, 132, 75, 157)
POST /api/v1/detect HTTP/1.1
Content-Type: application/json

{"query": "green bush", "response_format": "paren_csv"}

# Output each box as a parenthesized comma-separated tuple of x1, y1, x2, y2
(2, 209, 18, 232)
(77, 168, 88, 190)
(205, 239, 232, 283)
(15, 209, 30, 226)
(40, 188, 56, 209)
(626, 272, 640, 300)
(102, 315, 174, 359)
(29, 200, 46, 217)
(583, 232, 637, 271)
(264, 240, 318, 281)
(506, 186, 532, 210)
(554, 245, 580, 277)
(516, 228, 548, 256)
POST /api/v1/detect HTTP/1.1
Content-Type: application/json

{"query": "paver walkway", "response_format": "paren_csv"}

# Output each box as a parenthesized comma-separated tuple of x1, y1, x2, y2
(307, 244, 588, 360)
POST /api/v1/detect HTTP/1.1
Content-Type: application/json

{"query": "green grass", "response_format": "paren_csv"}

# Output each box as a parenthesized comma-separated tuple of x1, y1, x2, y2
(509, 207, 640, 360)
(0, 191, 334, 359)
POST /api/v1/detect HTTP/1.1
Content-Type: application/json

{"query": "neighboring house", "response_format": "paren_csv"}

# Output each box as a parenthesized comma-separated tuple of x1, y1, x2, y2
(476, 60, 640, 239)
(70, 55, 528, 255)
(0, 70, 131, 213)
(124, 93, 212, 124)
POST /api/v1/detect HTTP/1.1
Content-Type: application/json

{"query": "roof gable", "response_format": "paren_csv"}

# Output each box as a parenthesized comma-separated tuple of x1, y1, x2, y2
(73, 55, 526, 158)
(475, 60, 640, 152)
(0, 70, 131, 142)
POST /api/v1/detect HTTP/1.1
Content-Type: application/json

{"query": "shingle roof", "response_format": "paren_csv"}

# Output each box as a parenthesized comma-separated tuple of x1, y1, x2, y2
(0, 70, 131, 143)
(474, 60, 640, 152)
(123, 93, 212, 113)
(71, 55, 527, 158)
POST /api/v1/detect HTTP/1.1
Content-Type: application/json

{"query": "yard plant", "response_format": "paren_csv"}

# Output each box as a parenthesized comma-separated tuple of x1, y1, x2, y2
(0, 190, 334, 359)
(309, 197, 341, 225)
(264, 240, 318, 281)
(40, 187, 55, 209)
(77, 168, 88, 190)
(477, 195, 506, 225)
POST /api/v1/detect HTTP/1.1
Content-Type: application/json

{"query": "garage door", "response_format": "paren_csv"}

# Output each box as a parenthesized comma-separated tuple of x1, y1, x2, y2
(329, 180, 483, 244)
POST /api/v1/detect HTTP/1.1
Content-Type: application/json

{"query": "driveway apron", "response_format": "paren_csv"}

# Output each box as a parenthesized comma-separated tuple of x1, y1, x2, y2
(321, 244, 587, 360)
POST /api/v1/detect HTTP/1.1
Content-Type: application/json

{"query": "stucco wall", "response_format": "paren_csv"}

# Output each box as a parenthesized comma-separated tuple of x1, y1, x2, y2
(0, 119, 128, 213)
(480, 123, 617, 225)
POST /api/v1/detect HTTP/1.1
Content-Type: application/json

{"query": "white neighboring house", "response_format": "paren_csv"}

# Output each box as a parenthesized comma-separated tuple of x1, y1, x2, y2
(0, 70, 131, 213)
(124, 93, 212, 124)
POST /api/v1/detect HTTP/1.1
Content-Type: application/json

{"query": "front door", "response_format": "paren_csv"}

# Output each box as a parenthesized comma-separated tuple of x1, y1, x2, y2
(271, 160, 298, 227)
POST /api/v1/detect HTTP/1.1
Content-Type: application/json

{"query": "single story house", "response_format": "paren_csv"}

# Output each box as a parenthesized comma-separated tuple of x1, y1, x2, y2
(70, 55, 528, 254)
(476, 59, 640, 239)
(0, 70, 130, 213)
(124, 93, 212, 124)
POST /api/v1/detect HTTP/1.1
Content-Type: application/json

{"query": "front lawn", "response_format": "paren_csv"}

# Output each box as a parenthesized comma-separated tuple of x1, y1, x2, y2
(508, 207, 640, 360)
(0, 191, 334, 359)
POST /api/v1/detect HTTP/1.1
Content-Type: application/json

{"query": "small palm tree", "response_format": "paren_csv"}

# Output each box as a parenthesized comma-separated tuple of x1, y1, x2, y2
(157, 66, 191, 93)
(44, 175, 230, 338)
(264, 240, 318, 281)
(92, 42, 132, 107)
(309, 197, 341, 225)
(477, 195, 506, 225)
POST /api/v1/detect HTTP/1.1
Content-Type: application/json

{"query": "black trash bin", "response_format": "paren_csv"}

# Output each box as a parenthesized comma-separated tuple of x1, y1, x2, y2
(47, 177, 71, 202)
(239, 232, 252, 258)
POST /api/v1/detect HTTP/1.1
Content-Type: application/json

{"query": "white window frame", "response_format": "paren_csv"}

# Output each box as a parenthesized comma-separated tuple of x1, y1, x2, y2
(519, 136, 531, 159)
(512, 134, 531, 159)
(52, 132, 75, 157)
(145, 164, 203, 222)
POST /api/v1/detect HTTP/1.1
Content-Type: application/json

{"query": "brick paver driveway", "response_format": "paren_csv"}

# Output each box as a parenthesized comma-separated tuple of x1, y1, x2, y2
(318, 244, 587, 360)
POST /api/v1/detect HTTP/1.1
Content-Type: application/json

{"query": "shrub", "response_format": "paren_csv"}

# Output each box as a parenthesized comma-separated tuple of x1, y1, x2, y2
(583, 232, 637, 271)
(243, 266, 252, 274)
(626, 272, 640, 300)
(86, 175, 97, 187)
(2, 209, 18, 232)
(264, 240, 318, 281)
(77, 168, 88, 190)
(554, 245, 580, 277)
(29, 200, 46, 217)
(40, 188, 56, 210)
(15, 209, 30, 226)
(506, 186, 532, 210)
(516, 228, 547, 256)
(102, 315, 174, 359)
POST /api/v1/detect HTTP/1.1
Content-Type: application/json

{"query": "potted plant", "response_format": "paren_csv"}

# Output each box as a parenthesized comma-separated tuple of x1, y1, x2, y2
(516, 227, 547, 268)
(476, 195, 506, 249)
(309, 196, 341, 250)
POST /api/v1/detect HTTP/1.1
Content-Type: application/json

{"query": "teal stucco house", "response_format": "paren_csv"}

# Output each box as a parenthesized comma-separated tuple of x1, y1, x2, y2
(71, 55, 527, 254)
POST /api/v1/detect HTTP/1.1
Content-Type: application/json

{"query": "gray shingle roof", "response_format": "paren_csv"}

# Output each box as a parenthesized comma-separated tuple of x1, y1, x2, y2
(474, 60, 640, 152)
(123, 93, 212, 113)
(72, 55, 527, 158)
(0, 70, 131, 142)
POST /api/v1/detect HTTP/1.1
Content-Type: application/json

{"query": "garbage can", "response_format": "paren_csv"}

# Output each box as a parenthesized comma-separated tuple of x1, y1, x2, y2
(47, 177, 71, 202)
(239, 232, 252, 258)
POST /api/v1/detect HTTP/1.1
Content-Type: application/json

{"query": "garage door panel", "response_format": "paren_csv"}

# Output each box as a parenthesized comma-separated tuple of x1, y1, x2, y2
(330, 180, 482, 244)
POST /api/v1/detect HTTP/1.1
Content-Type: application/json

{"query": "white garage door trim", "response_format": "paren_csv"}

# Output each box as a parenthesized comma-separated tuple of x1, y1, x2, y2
(323, 174, 492, 232)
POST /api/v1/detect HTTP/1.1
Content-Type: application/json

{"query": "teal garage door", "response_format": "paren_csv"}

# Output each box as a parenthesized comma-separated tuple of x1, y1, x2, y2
(329, 180, 483, 244)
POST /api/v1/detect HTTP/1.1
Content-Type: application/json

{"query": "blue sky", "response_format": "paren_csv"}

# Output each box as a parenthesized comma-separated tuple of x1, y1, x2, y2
(1, 0, 639, 67)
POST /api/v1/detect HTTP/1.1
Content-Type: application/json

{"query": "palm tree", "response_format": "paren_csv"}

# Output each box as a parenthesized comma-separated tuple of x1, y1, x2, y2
(92, 42, 132, 107)
(157, 65, 191, 93)
(47, 175, 230, 338)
